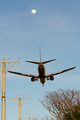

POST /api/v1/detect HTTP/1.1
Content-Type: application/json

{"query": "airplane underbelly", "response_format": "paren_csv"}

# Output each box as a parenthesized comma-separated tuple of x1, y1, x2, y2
(40, 78, 46, 84)
(39, 68, 45, 77)
(38, 66, 45, 78)
(39, 69, 44, 75)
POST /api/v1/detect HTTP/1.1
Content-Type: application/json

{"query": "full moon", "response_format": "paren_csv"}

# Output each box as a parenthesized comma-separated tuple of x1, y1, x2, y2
(31, 9, 36, 14)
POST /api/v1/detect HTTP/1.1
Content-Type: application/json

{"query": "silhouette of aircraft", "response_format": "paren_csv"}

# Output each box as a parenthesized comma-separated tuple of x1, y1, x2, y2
(8, 51, 76, 86)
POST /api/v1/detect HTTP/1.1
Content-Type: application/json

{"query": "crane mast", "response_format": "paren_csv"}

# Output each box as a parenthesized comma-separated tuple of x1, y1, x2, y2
(9, 95, 31, 120)
(1, 61, 6, 120)
(0, 58, 20, 120)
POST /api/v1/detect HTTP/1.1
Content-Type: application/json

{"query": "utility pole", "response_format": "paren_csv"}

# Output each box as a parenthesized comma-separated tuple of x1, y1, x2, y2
(0, 58, 20, 120)
(22, 115, 38, 120)
(9, 95, 31, 120)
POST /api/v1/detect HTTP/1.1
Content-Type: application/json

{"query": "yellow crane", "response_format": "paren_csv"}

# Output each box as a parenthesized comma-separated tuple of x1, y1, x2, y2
(9, 95, 31, 120)
(0, 58, 20, 120)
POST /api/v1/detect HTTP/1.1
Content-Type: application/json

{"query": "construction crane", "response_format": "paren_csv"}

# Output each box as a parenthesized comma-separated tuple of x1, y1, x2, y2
(0, 58, 20, 120)
(9, 95, 31, 120)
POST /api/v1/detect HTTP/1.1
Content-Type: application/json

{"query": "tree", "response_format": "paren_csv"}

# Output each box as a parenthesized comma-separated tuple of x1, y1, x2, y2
(63, 104, 80, 120)
(63, 112, 72, 120)
(39, 89, 80, 120)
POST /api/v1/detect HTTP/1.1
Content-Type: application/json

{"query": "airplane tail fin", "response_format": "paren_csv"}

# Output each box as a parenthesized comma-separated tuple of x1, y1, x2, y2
(25, 47, 56, 65)
(39, 47, 56, 64)
(42, 59, 56, 64)
(40, 46, 41, 62)
(25, 47, 41, 65)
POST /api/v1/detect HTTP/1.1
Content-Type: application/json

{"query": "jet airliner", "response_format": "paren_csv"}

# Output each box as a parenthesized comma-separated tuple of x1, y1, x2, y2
(8, 52, 76, 86)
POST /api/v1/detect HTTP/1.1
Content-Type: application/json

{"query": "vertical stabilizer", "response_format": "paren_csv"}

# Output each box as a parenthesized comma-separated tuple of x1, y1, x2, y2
(40, 46, 41, 62)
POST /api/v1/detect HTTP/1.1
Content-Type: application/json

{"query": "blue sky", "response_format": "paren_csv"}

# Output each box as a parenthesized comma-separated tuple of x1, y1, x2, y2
(0, 0, 80, 120)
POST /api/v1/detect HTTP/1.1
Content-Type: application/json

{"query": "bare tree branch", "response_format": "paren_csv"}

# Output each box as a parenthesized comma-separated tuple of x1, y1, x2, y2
(39, 89, 80, 120)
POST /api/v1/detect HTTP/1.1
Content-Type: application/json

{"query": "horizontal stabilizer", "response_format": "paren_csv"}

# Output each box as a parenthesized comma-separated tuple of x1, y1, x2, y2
(25, 60, 40, 64)
(42, 59, 56, 64)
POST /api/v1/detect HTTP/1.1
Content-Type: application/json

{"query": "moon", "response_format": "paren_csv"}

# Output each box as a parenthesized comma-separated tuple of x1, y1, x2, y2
(31, 9, 36, 14)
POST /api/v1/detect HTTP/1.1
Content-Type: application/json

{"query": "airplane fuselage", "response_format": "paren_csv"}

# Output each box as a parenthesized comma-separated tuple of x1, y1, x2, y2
(38, 62, 46, 84)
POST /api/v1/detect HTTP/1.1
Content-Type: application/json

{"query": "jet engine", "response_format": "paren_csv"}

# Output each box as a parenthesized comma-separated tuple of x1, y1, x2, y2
(50, 75, 54, 81)
(31, 76, 35, 82)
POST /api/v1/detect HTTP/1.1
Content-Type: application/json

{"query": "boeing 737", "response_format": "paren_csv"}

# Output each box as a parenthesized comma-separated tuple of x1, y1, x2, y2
(8, 52, 76, 86)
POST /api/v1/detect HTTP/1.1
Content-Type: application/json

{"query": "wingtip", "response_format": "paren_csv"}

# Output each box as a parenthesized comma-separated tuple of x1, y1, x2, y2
(74, 66, 76, 68)
(72, 66, 76, 70)
(53, 59, 56, 61)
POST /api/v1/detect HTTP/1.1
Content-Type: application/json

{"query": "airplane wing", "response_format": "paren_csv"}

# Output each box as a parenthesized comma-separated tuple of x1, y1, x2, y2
(45, 66, 76, 77)
(8, 71, 39, 78)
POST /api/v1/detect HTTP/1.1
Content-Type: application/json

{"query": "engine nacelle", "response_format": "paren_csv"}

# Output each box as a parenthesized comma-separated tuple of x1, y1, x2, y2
(31, 77, 35, 82)
(47, 77, 49, 80)
(50, 75, 54, 81)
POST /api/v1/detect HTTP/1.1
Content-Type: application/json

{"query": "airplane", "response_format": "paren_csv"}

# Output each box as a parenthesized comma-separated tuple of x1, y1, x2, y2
(8, 52, 76, 86)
